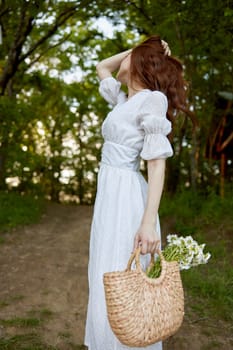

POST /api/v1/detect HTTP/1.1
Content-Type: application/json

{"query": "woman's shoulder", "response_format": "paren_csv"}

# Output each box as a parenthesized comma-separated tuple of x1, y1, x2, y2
(144, 89, 168, 103)
(139, 89, 168, 112)
(99, 76, 126, 105)
(99, 76, 121, 94)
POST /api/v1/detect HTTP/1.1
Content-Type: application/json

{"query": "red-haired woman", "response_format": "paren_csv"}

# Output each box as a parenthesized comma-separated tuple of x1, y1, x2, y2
(85, 36, 188, 350)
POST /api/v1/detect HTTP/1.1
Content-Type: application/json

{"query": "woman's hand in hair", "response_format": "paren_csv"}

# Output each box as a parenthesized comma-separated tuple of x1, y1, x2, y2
(161, 40, 171, 56)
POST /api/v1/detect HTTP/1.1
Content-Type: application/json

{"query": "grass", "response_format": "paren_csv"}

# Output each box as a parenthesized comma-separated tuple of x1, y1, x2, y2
(0, 191, 44, 233)
(0, 308, 54, 328)
(0, 317, 41, 327)
(0, 333, 58, 350)
(201, 341, 222, 350)
(0, 334, 87, 350)
(0, 308, 89, 350)
(0, 295, 25, 309)
(27, 308, 54, 319)
(0, 309, 87, 349)
(58, 331, 72, 339)
(160, 188, 233, 322)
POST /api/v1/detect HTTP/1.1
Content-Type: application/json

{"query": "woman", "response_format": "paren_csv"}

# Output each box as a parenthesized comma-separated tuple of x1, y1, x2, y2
(85, 35, 189, 350)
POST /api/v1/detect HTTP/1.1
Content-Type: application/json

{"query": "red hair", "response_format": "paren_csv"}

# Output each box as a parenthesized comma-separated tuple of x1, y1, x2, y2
(130, 35, 194, 123)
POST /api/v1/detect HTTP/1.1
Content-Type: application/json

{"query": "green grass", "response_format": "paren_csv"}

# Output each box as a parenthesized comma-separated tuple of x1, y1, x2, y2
(0, 301, 9, 307)
(0, 295, 25, 308)
(0, 334, 87, 350)
(0, 191, 44, 233)
(0, 308, 88, 349)
(0, 333, 58, 350)
(27, 308, 54, 318)
(0, 317, 41, 327)
(0, 308, 54, 328)
(58, 331, 72, 339)
(160, 188, 233, 322)
(160, 187, 233, 233)
(201, 341, 222, 350)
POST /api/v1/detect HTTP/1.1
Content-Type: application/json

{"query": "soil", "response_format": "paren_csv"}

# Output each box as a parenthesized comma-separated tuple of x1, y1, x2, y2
(0, 203, 232, 350)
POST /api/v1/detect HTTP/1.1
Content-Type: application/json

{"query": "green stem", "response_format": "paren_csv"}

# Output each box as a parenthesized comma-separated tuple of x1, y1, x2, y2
(147, 245, 181, 278)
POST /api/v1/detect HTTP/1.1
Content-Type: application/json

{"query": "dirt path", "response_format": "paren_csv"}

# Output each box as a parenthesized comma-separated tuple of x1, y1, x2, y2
(0, 203, 92, 349)
(0, 204, 232, 349)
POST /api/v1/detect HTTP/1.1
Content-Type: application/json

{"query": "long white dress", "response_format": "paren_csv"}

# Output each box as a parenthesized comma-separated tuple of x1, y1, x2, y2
(84, 77, 173, 350)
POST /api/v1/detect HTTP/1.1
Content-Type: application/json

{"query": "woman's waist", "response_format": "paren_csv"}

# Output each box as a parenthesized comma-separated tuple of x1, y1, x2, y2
(100, 141, 140, 171)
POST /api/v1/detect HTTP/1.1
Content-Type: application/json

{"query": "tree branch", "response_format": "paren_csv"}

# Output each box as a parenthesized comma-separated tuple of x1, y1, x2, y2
(0, 2, 35, 94)
(0, 0, 9, 19)
(124, 0, 157, 27)
(25, 33, 72, 71)
(0, 0, 93, 95)
(19, 6, 78, 64)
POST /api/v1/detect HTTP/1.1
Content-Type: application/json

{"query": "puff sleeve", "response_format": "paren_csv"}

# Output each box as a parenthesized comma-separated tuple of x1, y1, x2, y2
(139, 91, 173, 160)
(99, 77, 126, 106)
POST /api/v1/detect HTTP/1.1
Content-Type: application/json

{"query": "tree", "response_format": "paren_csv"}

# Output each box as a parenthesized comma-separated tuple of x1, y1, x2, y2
(116, 0, 233, 193)
(0, 0, 95, 189)
(0, 0, 232, 202)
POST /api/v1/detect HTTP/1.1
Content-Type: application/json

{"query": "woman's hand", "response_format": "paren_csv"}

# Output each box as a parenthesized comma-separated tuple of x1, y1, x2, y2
(161, 40, 171, 56)
(134, 223, 160, 255)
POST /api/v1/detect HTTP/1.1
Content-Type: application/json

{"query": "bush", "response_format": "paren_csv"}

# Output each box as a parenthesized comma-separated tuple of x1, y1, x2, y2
(0, 191, 44, 232)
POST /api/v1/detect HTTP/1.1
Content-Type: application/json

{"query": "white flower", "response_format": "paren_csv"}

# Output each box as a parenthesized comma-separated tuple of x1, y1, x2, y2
(165, 234, 211, 271)
(147, 234, 211, 279)
(167, 234, 179, 244)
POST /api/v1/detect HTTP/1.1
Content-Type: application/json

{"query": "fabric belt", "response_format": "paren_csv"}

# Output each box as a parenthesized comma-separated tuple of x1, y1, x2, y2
(100, 141, 140, 172)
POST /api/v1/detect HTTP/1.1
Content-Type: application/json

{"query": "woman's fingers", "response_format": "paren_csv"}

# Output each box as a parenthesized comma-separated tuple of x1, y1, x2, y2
(139, 239, 161, 254)
(134, 228, 160, 254)
(141, 241, 148, 255)
(133, 233, 140, 251)
(161, 39, 171, 56)
(151, 241, 157, 254)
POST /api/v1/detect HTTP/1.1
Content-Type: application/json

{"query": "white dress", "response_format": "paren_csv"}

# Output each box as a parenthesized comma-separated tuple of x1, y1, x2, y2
(84, 77, 173, 350)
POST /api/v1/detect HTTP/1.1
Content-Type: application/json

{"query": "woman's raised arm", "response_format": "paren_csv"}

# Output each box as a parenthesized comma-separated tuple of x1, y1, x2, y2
(96, 49, 132, 80)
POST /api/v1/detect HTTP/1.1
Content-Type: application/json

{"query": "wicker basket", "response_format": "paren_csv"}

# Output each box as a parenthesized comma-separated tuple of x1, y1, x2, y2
(103, 248, 184, 347)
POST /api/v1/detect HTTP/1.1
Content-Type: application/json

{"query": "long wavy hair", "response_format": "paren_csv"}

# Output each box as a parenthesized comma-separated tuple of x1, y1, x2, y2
(130, 35, 195, 124)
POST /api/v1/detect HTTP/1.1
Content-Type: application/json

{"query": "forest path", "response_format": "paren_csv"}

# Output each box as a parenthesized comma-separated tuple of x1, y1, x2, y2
(0, 203, 91, 349)
(0, 203, 231, 349)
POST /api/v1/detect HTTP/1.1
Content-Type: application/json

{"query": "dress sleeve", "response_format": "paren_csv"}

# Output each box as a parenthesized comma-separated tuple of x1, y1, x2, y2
(99, 76, 125, 106)
(138, 91, 174, 160)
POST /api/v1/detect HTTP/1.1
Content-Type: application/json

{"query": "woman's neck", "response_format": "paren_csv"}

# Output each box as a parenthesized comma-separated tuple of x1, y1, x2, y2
(127, 81, 146, 98)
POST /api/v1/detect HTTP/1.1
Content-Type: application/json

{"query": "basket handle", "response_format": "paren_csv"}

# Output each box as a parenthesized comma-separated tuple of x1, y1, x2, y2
(126, 247, 164, 272)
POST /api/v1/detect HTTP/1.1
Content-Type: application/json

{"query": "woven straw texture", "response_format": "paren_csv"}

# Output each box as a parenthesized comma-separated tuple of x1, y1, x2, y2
(103, 248, 184, 347)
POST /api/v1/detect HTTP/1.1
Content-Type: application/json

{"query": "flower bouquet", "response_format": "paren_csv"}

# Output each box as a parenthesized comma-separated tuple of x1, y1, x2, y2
(147, 234, 211, 278)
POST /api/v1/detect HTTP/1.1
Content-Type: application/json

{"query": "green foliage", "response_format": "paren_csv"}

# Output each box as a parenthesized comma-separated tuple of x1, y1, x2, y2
(160, 185, 233, 233)
(0, 192, 44, 232)
(0, 0, 232, 201)
(160, 190, 233, 322)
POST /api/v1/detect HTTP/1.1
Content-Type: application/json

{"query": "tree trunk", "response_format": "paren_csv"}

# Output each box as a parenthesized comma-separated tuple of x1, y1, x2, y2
(0, 140, 7, 190)
(220, 153, 226, 198)
(190, 130, 198, 191)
